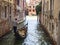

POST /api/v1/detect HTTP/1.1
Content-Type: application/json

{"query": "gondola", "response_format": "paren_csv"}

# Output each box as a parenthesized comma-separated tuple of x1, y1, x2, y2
(14, 22, 28, 39)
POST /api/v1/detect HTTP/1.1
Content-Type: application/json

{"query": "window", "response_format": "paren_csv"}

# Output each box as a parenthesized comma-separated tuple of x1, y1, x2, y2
(0, 5, 1, 18)
(47, 1, 49, 11)
(33, 9, 35, 12)
(52, 23, 54, 34)
(50, 0, 54, 16)
(33, 6, 34, 8)
(52, 23, 54, 30)
(10, 7, 11, 14)
(59, 11, 60, 20)
(29, 10, 31, 12)
(53, 0, 54, 9)
(17, 0, 19, 5)
(29, 6, 31, 8)
(50, 0, 52, 9)
(5, 6, 7, 18)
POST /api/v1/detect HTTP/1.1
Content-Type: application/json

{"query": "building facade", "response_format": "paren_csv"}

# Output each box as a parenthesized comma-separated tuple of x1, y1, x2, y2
(27, 0, 40, 15)
(13, 0, 26, 23)
(40, 0, 60, 45)
(0, 0, 26, 37)
(0, 0, 14, 37)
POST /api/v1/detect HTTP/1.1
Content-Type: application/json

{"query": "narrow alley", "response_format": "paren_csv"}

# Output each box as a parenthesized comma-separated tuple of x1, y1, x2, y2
(0, 16, 53, 45)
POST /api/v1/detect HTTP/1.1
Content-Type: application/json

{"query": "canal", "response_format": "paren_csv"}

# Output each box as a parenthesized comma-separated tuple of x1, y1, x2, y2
(0, 16, 53, 45)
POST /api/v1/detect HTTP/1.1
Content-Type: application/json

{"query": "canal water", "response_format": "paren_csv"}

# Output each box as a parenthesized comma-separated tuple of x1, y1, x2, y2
(0, 16, 53, 45)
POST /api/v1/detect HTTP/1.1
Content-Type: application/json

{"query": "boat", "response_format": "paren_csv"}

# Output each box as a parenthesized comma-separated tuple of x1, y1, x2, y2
(14, 21, 28, 39)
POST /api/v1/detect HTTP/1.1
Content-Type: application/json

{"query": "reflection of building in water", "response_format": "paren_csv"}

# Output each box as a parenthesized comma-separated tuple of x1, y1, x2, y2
(27, 0, 41, 15)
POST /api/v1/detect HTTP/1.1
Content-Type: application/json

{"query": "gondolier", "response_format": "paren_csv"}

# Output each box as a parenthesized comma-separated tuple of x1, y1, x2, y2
(13, 18, 17, 34)
(12, 18, 27, 39)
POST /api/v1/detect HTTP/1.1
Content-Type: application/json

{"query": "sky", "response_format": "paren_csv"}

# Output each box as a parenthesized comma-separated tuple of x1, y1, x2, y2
(26, 0, 30, 3)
